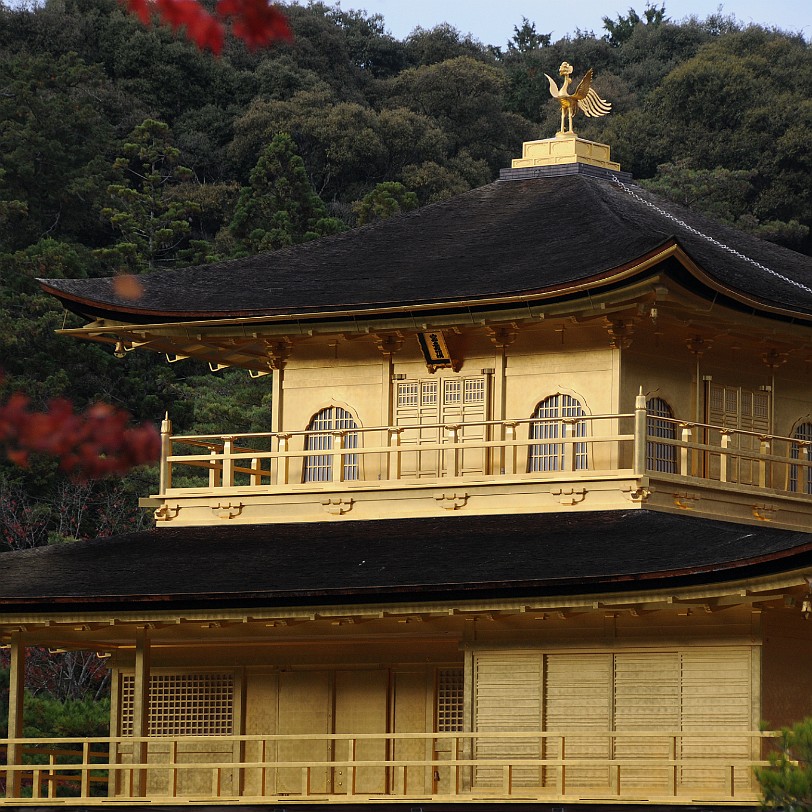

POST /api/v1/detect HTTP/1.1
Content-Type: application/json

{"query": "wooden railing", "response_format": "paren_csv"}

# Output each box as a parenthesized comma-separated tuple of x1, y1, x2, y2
(155, 401, 812, 498)
(1, 730, 777, 805)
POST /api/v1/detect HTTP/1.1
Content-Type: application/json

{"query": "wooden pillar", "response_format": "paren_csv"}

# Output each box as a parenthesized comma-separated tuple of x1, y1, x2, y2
(5, 631, 25, 798)
(132, 628, 151, 798)
(271, 369, 285, 434)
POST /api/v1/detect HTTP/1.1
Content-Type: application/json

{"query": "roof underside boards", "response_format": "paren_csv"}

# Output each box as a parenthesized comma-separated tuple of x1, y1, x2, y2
(40, 175, 812, 323)
(1, 511, 811, 613)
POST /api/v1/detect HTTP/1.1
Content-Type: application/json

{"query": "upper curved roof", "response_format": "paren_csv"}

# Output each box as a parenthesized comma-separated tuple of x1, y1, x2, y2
(40, 173, 812, 323)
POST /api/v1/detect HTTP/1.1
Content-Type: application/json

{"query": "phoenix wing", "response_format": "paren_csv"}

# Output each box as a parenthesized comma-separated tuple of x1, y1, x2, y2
(544, 73, 560, 98)
(579, 87, 612, 117)
(572, 69, 594, 100)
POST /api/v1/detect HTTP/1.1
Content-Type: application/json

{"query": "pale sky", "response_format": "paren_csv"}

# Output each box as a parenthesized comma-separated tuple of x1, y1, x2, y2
(337, 0, 811, 44)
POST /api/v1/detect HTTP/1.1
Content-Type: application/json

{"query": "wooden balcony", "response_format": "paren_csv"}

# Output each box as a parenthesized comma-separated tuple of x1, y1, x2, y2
(1, 729, 776, 805)
(143, 395, 812, 529)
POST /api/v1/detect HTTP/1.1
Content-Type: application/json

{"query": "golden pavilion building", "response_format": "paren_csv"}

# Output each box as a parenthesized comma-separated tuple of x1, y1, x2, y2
(2, 130, 812, 808)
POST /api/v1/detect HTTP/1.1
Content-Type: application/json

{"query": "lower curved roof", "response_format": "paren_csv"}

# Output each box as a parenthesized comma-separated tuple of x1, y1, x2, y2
(40, 174, 812, 323)
(1, 510, 811, 613)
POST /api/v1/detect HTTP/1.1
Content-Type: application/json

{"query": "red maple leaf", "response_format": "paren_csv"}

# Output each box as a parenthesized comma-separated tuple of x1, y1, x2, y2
(216, 0, 292, 49)
(120, 0, 290, 53)
(0, 392, 160, 480)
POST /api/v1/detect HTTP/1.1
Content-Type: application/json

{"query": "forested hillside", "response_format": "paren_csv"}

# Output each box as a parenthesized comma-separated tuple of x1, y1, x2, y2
(1, 0, 811, 550)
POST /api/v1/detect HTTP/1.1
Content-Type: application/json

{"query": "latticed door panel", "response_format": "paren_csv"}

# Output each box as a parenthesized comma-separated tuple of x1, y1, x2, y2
(395, 376, 488, 477)
(706, 384, 770, 484)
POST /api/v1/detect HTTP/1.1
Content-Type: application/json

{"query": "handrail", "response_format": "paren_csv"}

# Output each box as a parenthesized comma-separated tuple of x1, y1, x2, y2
(169, 413, 635, 444)
(151, 402, 812, 500)
(1, 730, 776, 804)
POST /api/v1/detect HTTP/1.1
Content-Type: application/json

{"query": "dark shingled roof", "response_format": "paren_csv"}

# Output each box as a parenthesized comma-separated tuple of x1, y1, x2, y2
(2, 511, 811, 613)
(40, 175, 812, 322)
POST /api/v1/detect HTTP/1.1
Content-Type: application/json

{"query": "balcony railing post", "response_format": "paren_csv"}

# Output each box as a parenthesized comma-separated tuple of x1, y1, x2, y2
(760, 436, 770, 487)
(562, 420, 574, 472)
(348, 738, 356, 795)
(275, 434, 290, 486)
(720, 431, 731, 483)
(209, 446, 221, 488)
(81, 741, 90, 798)
(504, 422, 517, 475)
(802, 445, 811, 494)
(680, 424, 693, 476)
(222, 437, 235, 488)
(445, 425, 460, 478)
(633, 388, 647, 475)
(159, 413, 172, 495)
(48, 753, 57, 799)
(388, 428, 402, 480)
(331, 431, 346, 483)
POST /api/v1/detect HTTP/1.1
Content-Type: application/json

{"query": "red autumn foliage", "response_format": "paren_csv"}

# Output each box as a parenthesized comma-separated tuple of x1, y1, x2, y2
(0, 393, 160, 480)
(122, 0, 291, 54)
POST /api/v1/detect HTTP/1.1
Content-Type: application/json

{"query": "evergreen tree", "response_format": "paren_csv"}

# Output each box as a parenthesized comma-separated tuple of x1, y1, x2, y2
(226, 132, 344, 254)
(757, 718, 812, 812)
(99, 119, 200, 272)
(352, 181, 418, 225)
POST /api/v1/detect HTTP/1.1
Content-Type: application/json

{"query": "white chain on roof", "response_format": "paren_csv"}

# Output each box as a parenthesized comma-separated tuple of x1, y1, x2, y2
(610, 174, 812, 296)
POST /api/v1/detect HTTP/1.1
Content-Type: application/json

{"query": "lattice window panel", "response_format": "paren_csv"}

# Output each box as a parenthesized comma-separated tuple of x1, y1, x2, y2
(421, 381, 438, 407)
(528, 394, 588, 472)
(303, 406, 359, 482)
(444, 380, 462, 404)
(646, 397, 677, 474)
(464, 378, 485, 404)
(120, 673, 234, 737)
(397, 382, 418, 408)
(436, 668, 464, 732)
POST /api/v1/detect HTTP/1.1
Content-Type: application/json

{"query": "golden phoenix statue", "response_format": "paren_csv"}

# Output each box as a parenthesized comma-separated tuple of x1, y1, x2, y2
(545, 62, 611, 134)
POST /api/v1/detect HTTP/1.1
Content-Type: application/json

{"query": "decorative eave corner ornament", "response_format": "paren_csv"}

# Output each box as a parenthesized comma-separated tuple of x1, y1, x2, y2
(507, 60, 621, 175)
(545, 62, 612, 135)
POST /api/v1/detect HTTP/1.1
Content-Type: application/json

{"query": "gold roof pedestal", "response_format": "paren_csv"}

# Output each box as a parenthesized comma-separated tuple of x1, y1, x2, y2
(512, 131, 620, 172)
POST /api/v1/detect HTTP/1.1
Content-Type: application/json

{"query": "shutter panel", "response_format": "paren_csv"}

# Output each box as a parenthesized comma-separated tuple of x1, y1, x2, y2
(679, 649, 754, 795)
(473, 652, 542, 787)
(545, 654, 612, 791)
(614, 652, 680, 791)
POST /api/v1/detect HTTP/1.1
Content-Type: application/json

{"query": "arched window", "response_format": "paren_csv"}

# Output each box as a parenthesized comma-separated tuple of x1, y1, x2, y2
(303, 407, 359, 482)
(528, 394, 587, 472)
(647, 397, 677, 474)
(790, 422, 812, 494)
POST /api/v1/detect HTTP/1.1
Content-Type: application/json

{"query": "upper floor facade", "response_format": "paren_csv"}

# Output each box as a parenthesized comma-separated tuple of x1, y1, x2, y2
(38, 161, 812, 532)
